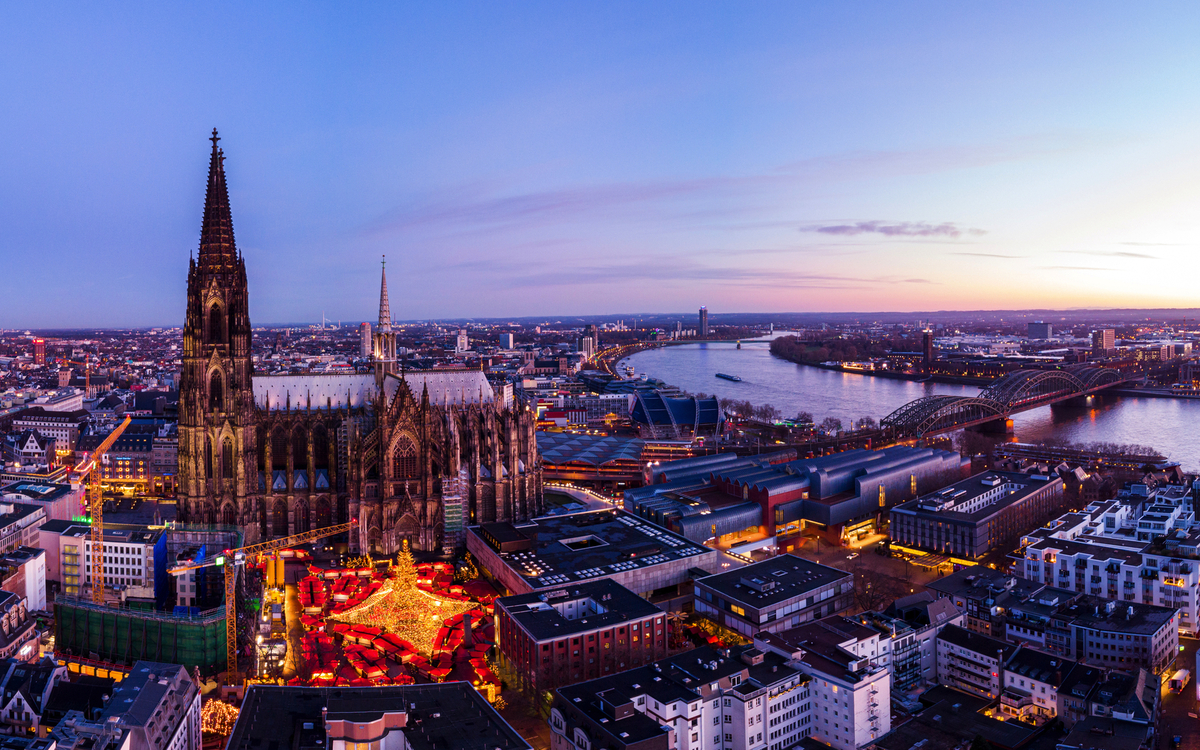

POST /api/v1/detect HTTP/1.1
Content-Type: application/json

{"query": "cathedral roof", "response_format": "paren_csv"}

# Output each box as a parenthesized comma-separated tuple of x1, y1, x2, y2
(386, 370, 495, 407)
(253, 373, 376, 410)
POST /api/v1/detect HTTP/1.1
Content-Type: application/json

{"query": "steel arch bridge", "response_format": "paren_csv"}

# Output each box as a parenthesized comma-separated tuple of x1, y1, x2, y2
(882, 365, 1125, 437)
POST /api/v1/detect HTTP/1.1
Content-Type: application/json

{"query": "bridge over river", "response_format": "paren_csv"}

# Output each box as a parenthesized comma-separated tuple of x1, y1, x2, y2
(881, 365, 1128, 437)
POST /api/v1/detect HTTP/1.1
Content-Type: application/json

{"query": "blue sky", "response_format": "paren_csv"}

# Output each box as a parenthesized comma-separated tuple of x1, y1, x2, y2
(3, 3, 1200, 327)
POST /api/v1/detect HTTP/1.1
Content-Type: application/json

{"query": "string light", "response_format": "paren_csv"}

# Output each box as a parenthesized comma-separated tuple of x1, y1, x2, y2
(201, 699, 239, 737)
(328, 543, 474, 655)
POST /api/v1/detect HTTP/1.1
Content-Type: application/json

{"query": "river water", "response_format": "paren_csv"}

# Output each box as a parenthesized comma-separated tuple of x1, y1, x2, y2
(619, 337, 1200, 471)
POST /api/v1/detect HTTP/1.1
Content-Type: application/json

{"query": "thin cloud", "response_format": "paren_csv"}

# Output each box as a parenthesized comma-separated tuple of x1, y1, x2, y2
(809, 221, 986, 239)
(1120, 242, 1185, 246)
(951, 252, 1024, 259)
(1062, 250, 1158, 260)
(903, 278, 937, 284)
(1039, 266, 1114, 271)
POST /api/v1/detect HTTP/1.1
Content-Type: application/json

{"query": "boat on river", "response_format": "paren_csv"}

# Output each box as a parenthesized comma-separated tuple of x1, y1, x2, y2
(716, 373, 743, 382)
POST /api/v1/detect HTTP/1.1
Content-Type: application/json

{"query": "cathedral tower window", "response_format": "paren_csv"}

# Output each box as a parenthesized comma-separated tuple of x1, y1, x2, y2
(295, 501, 310, 534)
(205, 437, 213, 480)
(222, 438, 234, 479)
(257, 426, 267, 472)
(312, 426, 329, 470)
(222, 504, 237, 527)
(293, 427, 308, 471)
(272, 427, 287, 471)
(272, 500, 288, 537)
(209, 305, 225, 344)
(209, 372, 224, 412)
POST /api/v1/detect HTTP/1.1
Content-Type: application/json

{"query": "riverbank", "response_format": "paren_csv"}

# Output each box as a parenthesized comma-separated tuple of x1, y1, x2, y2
(769, 352, 992, 387)
(1108, 387, 1200, 400)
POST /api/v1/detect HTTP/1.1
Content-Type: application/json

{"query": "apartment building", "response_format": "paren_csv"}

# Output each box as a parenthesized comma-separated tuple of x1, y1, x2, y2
(1020, 482, 1200, 635)
(694, 555, 853, 636)
(50, 662, 200, 750)
(10, 409, 88, 454)
(935, 624, 1017, 699)
(550, 645, 813, 750)
(851, 592, 964, 691)
(39, 522, 165, 600)
(496, 579, 667, 691)
(757, 622, 892, 750)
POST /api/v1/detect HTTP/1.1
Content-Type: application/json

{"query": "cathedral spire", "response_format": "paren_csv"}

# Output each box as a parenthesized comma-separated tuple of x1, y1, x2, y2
(199, 128, 237, 273)
(378, 255, 393, 333)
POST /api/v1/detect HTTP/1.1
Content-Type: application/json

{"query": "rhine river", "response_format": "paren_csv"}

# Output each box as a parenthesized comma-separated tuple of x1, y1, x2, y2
(619, 336, 1200, 471)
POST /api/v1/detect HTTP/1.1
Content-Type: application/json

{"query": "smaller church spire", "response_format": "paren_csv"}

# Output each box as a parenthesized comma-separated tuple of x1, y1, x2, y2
(378, 255, 393, 333)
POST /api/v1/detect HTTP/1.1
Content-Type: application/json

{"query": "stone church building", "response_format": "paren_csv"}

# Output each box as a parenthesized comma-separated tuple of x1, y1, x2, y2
(177, 131, 542, 554)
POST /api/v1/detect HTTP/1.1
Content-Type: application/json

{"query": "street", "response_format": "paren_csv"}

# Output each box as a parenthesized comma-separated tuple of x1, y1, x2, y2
(1159, 637, 1199, 750)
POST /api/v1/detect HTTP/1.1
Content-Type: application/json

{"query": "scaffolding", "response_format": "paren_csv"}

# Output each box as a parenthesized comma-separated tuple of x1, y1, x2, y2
(54, 598, 227, 677)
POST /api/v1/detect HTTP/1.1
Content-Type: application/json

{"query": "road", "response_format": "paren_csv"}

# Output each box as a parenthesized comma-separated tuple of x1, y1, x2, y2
(1159, 637, 1199, 750)
(544, 483, 618, 511)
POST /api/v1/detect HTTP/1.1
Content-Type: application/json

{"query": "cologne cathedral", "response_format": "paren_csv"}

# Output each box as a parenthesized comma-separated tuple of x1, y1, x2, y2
(178, 131, 543, 553)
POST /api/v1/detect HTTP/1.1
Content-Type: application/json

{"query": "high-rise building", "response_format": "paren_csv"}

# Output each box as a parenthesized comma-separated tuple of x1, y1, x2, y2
(922, 329, 934, 366)
(1092, 329, 1115, 352)
(358, 322, 371, 358)
(698, 306, 709, 338)
(32, 339, 45, 366)
(455, 329, 469, 352)
(1027, 321, 1052, 339)
(499, 332, 515, 349)
(577, 336, 595, 361)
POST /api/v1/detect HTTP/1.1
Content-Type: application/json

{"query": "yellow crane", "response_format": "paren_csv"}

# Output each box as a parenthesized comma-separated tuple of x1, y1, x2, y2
(73, 414, 132, 604)
(62, 359, 94, 392)
(169, 520, 357, 680)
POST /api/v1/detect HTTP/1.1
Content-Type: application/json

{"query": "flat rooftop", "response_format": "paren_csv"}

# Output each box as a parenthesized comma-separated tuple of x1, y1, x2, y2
(474, 510, 711, 590)
(0, 481, 74, 503)
(497, 579, 662, 641)
(40, 520, 163, 545)
(895, 470, 1059, 523)
(695, 553, 849, 609)
(227, 683, 531, 750)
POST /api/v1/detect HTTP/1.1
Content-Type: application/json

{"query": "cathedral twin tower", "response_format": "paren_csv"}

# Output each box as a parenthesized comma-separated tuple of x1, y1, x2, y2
(178, 130, 542, 554)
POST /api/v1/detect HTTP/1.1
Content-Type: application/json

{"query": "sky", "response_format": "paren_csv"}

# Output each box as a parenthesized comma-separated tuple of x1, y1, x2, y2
(3, 3, 1200, 328)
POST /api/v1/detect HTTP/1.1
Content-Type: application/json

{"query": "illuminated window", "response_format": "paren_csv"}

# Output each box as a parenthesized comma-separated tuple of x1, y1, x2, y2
(878, 486, 886, 508)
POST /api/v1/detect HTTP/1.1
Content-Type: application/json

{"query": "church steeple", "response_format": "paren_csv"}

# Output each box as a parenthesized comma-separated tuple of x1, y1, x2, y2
(199, 128, 237, 276)
(373, 255, 398, 384)
(378, 255, 393, 333)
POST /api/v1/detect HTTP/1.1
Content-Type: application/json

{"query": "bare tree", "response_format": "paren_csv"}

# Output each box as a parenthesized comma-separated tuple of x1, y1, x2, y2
(819, 417, 843, 434)
(856, 416, 877, 431)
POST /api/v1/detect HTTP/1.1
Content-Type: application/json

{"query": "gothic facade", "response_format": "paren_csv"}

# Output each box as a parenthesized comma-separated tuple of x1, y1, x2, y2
(178, 131, 543, 554)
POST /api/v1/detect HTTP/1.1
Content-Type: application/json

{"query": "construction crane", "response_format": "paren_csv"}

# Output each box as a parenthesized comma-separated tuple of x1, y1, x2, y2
(168, 520, 357, 680)
(62, 359, 94, 392)
(73, 414, 132, 604)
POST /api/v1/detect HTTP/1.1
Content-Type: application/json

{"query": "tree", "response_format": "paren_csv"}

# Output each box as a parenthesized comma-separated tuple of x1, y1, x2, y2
(856, 416, 877, 431)
(756, 404, 781, 422)
(850, 563, 912, 612)
(794, 411, 814, 424)
(819, 417, 843, 434)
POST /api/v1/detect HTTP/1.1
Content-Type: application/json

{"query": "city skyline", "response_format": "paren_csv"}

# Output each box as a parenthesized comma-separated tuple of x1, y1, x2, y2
(4, 4, 1200, 327)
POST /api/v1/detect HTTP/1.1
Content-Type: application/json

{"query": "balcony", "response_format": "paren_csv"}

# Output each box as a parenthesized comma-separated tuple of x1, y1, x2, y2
(1140, 570, 1159, 580)
(1075, 559, 1088, 569)
(1090, 575, 1102, 584)
(1124, 581, 1135, 589)
(1106, 564, 1121, 574)
(1001, 690, 1033, 708)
